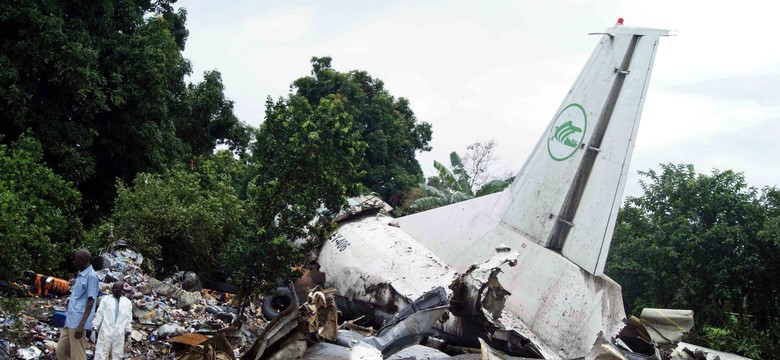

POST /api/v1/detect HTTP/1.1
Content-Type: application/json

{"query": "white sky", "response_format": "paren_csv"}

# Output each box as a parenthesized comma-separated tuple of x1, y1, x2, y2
(179, 0, 779, 197)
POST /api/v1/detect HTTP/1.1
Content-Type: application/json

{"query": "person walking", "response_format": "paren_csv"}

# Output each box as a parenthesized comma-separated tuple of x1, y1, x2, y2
(57, 249, 99, 360)
(92, 281, 133, 360)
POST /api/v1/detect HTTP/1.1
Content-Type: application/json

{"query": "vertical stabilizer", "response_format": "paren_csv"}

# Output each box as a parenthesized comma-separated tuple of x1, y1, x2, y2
(501, 24, 668, 275)
(396, 22, 671, 357)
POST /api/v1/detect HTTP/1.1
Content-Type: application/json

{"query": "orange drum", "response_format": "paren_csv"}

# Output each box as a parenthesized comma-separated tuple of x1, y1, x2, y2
(32, 274, 71, 296)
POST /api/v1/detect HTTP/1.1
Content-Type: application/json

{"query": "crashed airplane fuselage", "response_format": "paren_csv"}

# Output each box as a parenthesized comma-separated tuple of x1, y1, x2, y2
(319, 21, 670, 359)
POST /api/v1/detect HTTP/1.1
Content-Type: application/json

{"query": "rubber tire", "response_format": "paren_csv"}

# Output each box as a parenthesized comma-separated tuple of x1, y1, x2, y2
(92, 255, 111, 271)
(262, 287, 294, 320)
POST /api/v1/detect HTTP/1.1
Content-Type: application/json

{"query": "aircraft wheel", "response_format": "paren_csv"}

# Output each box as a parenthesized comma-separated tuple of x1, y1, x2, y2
(262, 287, 294, 320)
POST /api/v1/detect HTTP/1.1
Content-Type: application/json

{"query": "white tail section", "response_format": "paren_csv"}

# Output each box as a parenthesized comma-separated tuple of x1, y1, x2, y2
(396, 23, 670, 356)
(501, 25, 668, 275)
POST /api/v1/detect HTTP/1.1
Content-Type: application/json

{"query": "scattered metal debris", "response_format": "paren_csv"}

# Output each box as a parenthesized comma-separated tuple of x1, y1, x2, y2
(0, 229, 751, 360)
(0, 247, 262, 360)
(639, 309, 694, 350)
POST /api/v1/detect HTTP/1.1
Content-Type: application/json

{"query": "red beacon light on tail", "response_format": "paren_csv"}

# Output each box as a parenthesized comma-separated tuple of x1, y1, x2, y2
(616, 18, 624, 25)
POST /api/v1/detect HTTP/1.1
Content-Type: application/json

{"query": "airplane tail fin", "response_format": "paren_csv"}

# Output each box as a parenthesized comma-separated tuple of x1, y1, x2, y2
(501, 22, 669, 274)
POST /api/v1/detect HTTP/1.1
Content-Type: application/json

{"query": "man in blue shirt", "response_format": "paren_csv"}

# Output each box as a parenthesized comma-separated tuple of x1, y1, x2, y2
(57, 249, 99, 360)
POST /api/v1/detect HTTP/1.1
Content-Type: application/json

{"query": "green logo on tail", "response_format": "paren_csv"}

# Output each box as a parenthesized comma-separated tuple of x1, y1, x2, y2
(553, 121, 583, 148)
(547, 104, 587, 161)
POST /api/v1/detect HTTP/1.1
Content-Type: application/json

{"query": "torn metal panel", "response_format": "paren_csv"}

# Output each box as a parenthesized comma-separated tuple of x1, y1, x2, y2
(174, 333, 236, 360)
(380, 287, 449, 332)
(617, 316, 655, 356)
(319, 213, 458, 315)
(364, 306, 449, 357)
(387, 345, 450, 359)
(477, 338, 542, 360)
(263, 332, 307, 360)
(302, 342, 351, 360)
(334, 193, 394, 223)
(334, 294, 397, 326)
(639, 309, 694, 345)
(318, 289, 450, 358)
(293, 265, 327, 302)
(673, 342, 751, 360)
(436, 250, 544, 358)
(350, 342, 383, 360)
(448, 249, 518, 322)
(302, 287, 339, 341)
(321, 227, 550, 357)
(241, 305, 300, 360)
(340, 318, 377, 337)
(584, 333, 628, 360)
(334, 329, 369, 348)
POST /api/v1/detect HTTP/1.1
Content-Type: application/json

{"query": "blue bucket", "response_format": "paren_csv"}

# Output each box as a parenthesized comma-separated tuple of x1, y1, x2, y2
(51, 311, 67, 328)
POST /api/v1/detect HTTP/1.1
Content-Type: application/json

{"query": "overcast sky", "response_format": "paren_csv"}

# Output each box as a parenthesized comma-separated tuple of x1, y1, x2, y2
(178, 0, 778, 197)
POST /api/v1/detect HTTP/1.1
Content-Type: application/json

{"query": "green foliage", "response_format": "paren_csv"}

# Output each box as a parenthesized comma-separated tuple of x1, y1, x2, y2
(0, 0, 248, 222)
(606, 163, 780, 357)
(292, 57, 432, 205)
(475, 179, 512, 197)
(0, 134, 82, 281)
(192, 150, 254, 199)
(223, 94, 366, 296)
(410, 151, 509, 211)
(697, 314, 770, 359)
(99, 164, 248, 275)
(178, 71, 251, 157)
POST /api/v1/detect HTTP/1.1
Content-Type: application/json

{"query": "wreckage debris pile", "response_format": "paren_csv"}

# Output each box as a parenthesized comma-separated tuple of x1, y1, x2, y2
(0, 248, 267, 360)
(2, 247, 745, 359)
(0, 297, 64, 360)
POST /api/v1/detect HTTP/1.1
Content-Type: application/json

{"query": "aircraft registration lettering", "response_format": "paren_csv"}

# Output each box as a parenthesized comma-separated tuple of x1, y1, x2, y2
(328, 232, 351, 252)
(547, 103, 587, 161)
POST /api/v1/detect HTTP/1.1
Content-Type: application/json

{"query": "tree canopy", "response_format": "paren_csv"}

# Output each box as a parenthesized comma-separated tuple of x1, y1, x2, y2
(606, 164, 780, 358)
(92, 160, 248, 275)
(292, 57, 432, 205)
(0, 134, 82, 281)
(222, 94, 366, 297)
(0, 0, 248, 222)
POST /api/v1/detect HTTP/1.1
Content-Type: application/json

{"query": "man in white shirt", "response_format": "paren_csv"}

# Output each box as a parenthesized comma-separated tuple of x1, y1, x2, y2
(92, 281, 133, 360)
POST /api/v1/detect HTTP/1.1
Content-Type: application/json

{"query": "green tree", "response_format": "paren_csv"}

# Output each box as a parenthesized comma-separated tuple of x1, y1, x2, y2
(0, 1, 248, 221)
(96, 163, 248, 275)
(222, 94, 366, 303)
(411, 151, 510, 211)
(0, 134, 82, 281)
(606, 163, 780, 357)
(178, 71, 251, 158)
(292, 57, 432, 205)
(191, 150, 254, 200)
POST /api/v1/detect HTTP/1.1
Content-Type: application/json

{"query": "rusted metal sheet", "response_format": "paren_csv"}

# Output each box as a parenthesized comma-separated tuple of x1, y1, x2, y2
(302, 287, 339, 341)
(167, 333, 211, 347)
(174, 333, 236, 360)
(292, 265, 326, 303)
